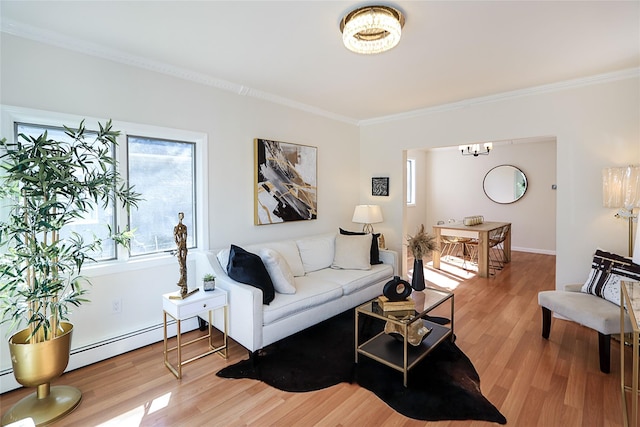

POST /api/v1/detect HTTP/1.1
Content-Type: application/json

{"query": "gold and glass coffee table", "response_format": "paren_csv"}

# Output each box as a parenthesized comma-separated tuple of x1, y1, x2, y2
(355, 287, 454, 387)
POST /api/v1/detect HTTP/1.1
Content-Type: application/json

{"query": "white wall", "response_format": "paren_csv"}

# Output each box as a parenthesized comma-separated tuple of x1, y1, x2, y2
(359, 75, 640, 284)
(0, 35, 361, 392)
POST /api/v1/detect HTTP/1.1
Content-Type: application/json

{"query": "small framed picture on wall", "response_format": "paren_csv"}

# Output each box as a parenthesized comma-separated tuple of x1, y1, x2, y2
(372, 177, 389, 196)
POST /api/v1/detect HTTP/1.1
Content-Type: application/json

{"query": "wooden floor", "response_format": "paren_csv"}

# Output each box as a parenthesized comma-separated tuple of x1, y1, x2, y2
(1, 252, 634, 426)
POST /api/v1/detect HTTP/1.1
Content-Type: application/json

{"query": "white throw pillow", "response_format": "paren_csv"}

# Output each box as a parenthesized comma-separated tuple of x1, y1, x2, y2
(296, 234, 336, 273)
(258, 248, 296, 294)
(217, 248, 230, 269)
(331, 233, 372, 270)
(262, 241, 305, 277)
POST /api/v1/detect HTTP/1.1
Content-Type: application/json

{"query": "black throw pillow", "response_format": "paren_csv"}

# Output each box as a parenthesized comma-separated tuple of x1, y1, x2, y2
(227, 244, 275, 305)
(339, 228, 383, 265)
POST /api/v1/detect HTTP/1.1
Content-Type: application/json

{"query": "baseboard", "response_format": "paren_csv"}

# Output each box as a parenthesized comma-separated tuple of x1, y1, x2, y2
(0, 318, 198, 394)
(512, 246, 556, 255)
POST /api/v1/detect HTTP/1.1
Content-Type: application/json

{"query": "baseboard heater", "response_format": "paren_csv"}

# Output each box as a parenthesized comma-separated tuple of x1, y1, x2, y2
(0, 317, 198, 393)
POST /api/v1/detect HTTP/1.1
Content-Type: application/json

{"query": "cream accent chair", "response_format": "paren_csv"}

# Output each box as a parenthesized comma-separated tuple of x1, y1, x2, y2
(538, 284, 633, 373)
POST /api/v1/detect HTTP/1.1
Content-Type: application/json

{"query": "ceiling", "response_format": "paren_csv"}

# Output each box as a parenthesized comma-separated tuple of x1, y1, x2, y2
(1, 1, 639, 123)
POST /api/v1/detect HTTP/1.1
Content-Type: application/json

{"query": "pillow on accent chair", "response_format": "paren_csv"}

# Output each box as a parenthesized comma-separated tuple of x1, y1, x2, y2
(227, 244, 275, 304)
(258, 248, 296, 294)
(339, 228, 382, 265)
(581, 249, 640, 306)
(331, 233, 372, 270)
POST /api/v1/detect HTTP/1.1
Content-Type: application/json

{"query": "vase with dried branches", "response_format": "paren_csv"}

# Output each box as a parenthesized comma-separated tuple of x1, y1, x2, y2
(406, 224, 438, 291)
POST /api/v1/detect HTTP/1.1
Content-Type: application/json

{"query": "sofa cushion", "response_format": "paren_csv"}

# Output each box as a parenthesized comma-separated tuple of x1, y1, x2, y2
(581, 249, 640, 306)
(331, 233, 371, 270)
(227, 245, 275, 305)
(262, 278, 343, 325)
(258, 248, 296, 294)
(339, 228, 382, 265)
(296, 234, 336, 273)
(310, 263, 393, 296)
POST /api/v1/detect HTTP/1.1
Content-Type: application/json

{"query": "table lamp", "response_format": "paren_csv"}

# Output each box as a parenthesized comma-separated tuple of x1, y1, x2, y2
(352, 205, 383, 233)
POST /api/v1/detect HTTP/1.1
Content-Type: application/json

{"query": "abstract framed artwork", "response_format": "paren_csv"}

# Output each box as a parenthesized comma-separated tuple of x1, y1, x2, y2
(254, 138, 317, 225)
(372, 177, 389, 196)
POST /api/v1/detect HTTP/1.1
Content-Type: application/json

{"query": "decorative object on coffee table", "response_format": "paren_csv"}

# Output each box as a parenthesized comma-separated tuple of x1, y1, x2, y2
(170, 212, 198, 299)
(383, 276, 412, 301)
(407, 224, 438, 291)
(203, 273, 216, 291)
(384, 314, 432, 346)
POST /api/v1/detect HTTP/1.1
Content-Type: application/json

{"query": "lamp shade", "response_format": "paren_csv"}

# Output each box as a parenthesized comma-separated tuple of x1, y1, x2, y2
(352, 205, 383, 224)
(602, 165, 640, 209)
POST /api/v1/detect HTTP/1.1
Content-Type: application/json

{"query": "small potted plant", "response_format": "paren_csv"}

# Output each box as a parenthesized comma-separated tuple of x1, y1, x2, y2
(203, 273, 216, 291)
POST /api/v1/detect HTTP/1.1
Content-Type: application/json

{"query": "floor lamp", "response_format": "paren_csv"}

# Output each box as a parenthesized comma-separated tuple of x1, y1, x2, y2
(603, 165, 640, 257)
(634, 219, 640, 264)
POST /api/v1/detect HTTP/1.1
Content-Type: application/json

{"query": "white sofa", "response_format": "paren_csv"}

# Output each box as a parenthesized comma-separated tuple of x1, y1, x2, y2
(203, 232, 397, 354)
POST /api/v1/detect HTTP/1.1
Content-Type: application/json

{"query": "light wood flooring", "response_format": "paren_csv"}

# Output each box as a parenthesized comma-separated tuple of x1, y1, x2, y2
(1, 252, 635, 426)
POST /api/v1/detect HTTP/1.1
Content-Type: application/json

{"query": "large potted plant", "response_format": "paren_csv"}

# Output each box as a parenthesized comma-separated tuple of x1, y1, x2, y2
(0, 120, 140, 426)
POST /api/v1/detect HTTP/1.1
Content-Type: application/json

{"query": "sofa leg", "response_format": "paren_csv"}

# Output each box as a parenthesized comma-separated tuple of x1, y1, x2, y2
(541, 307, 551, 339)
(248, 350, 261, 367)
(598, 332, 611, 374)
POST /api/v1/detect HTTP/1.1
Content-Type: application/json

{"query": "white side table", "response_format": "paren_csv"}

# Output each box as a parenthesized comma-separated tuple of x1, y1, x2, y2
(163, 287, 228, 379)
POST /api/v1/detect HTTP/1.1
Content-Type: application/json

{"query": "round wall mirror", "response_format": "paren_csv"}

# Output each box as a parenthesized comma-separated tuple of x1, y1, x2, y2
(483, 165, 527, 204)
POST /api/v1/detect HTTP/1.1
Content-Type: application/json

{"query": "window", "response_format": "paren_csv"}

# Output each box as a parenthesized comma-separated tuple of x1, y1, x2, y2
(2, 106, 208, 268)
(407, 158, 416, 206)
(127, 136, 196, 256)
(15, 122, 118, 261)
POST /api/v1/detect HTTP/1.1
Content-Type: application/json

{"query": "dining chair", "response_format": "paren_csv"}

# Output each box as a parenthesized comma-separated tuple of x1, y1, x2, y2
(464, 224, 509, 276)
(488, 224, 510, 271)
(437, 220, 472, 265)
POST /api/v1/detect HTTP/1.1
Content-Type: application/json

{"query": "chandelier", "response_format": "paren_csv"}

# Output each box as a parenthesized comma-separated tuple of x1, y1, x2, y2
(459, 143, 493, 157)
(340, 5, 405, 55)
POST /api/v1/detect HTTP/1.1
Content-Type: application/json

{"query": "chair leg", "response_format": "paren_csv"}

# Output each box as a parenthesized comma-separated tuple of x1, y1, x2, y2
(541, 307, 610, 373)
(597, 332, 611, 374)
(541, 307, 551, 339)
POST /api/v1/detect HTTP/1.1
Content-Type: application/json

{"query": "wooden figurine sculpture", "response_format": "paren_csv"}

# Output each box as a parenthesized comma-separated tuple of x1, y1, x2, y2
(170, 212, 198, 299)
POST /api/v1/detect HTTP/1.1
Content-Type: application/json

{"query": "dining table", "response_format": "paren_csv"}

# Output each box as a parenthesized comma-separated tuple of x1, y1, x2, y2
(431, 221, 511, 278)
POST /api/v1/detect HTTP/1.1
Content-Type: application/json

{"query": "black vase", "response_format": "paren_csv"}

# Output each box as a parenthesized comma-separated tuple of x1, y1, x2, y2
(412, 258, 426, 291)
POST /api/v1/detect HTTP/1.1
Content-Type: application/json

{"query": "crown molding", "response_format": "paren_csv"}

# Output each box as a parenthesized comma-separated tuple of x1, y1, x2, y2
(359, 67, 640, 126)
(2, 18, 637, 128)
(0, 18, 358, 126)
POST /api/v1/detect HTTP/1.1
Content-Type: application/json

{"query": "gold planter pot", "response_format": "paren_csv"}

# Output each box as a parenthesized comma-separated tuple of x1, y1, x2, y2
(1, 322, 81, 426)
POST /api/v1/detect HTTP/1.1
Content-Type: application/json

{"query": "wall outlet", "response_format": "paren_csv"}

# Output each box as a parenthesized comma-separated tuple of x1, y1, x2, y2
(112, 298, 122, 314)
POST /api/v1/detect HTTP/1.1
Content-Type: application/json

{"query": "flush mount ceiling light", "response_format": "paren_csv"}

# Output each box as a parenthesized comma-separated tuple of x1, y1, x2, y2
(340, 5, 405, 54)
